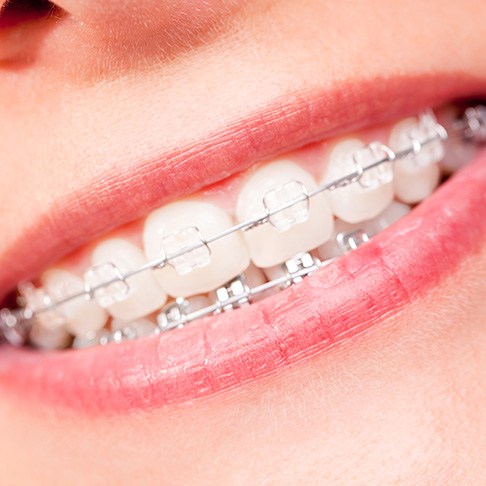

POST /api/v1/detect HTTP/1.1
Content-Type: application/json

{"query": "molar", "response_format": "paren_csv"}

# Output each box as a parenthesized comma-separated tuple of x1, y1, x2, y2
(40, 268, 108, 337)
(389, 114, 443, 203)
(91, 238, 168, 321)
(144, 200, 250, 297)
(321, 139, 394, 224)
(235, 160, 334, 268)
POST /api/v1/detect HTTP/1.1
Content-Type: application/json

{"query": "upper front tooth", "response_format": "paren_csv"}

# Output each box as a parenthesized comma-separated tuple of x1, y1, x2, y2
(389, 114, 443, 203)
(40, 268, 108, 337)
(321, 139, 394, 224)
(235, 160, 334, 268)
(91, 238, 168, 321)
(143, 200, 250, 297)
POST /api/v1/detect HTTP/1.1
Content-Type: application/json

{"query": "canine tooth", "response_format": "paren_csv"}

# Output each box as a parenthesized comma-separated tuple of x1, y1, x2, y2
(144, 200, 250, 297)
(236, 160, 333, 268)
(40, 269, 108, 337)
(318, 201, 411, 260)
(389, 114, 443, 203)
(91, 239, 167, 321)
(321, 139, 394, 224)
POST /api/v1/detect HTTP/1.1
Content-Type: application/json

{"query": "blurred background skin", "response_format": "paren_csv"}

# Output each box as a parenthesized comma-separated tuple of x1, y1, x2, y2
(0, 1, 485, 483)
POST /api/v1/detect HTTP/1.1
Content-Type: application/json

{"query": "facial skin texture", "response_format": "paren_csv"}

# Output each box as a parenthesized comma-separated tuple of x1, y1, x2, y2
(0, 0, 485, 484)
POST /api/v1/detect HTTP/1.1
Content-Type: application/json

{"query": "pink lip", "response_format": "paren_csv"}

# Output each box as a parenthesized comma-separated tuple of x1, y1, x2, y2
(0, 73, 485, 300)
(0, 73, 485, 415)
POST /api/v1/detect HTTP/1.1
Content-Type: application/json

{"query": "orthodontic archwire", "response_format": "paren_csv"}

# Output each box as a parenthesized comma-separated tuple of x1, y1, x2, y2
(1, 105, 485, 348)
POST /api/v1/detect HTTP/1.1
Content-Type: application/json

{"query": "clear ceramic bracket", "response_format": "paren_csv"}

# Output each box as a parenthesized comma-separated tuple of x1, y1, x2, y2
(353, 142, 395, 189)
(84, 262, 130, 308)
(263, 180, 310, 231)
(161, 226, 211, 275)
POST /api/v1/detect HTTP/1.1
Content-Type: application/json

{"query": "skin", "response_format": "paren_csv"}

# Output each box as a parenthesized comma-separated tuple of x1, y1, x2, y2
(0, 0, 485, 484)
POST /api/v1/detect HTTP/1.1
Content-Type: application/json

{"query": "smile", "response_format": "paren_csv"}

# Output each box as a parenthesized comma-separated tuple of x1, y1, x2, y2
(0, 76, 485, 413)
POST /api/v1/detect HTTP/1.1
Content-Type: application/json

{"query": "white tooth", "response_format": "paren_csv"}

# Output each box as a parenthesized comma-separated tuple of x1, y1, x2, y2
(317, 201, 411, 260)
(366, 200, 411, 234)
(243, 264, 267, 288)
(91, 239, 167, 321)
(321, 139, 394, 224)
(41, 269, 108, 337)
(72, 330, 111, 350)
(144, 200, 250, 297)
(235, 160, 334, 268)
(111, 317, 157, 338)
(389, 116, 442, 203)
(439, 107, 478, 173)
(29, 323, 72, 350)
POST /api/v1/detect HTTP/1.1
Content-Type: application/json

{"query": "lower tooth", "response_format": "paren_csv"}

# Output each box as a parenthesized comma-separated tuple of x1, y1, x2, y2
(389, 115, 443, 203)
(318, 201, 411, 260)
(235, 160, 334, 268)
(144, 201, 250, 297)
(321, 139, 394, 224)
(111, 317, 157, 339)
(91, 238, 168, 321)
(40, 269, 108, 337)
(156, 295, 211, 331)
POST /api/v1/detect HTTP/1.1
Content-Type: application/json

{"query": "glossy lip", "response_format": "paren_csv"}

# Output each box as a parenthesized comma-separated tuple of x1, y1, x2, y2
(1, 73, 485, 300)
(0, 73, 485, 415)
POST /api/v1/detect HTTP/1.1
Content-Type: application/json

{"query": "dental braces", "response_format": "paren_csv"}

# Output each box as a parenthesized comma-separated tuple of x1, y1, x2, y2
(1, 105, 485, 349)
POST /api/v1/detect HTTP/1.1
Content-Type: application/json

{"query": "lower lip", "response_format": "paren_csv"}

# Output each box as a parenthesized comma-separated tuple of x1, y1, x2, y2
(1, 149, 485, 415)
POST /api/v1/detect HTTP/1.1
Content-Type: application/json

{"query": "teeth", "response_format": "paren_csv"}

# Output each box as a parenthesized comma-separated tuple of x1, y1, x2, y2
(144, 200, 250, 297)
(156, 295, 212, 331)
(111, 317, 157, 339)
(366, 200, 411, 234)
(91, 238, 167, 321)
(321, 139, 394, 223)
(72, 330, 112, 350)
(235, 160, 334, 268)
(40, 269, 108, 337)
(318, 201, 411, 260)
(29, 322, 72, 350)
(389, 113, 443, 203)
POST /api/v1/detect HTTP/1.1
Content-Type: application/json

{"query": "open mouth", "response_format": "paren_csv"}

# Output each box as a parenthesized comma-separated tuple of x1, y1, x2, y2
(0, 76, 485, 413)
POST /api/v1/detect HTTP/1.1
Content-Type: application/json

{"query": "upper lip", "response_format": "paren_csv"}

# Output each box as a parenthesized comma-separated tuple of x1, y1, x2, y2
(1, 72, 485, 301)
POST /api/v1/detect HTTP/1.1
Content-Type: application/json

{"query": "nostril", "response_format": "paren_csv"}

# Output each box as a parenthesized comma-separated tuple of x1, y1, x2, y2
(0, 0, 63, 28)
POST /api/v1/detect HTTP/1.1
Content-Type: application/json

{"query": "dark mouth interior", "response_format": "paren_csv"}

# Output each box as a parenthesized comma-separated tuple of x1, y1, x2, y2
(0, 0, 62, 28)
